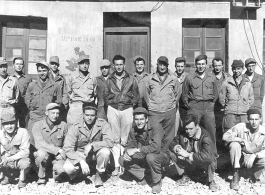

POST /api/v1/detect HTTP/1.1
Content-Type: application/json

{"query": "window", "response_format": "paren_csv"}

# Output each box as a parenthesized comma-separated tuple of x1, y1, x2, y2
(182, 19, 228, 72)
(0, 16, 47, 76)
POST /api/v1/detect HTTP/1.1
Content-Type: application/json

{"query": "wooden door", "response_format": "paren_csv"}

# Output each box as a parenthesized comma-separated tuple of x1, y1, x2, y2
(104, 27, 150, 74)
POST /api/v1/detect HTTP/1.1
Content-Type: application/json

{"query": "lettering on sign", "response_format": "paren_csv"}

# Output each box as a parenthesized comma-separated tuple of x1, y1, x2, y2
(61, 36, 95, 42)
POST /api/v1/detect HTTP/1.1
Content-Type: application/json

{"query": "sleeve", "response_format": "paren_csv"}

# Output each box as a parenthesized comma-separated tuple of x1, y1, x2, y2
(103, 80, 110, 107)
(97, 79, 106, 119)
(213, 77, 219, 103)
(192, 136, 214, 163)
(61, 76, 69, 108)
(222, 124, 240, 143)
(24, 83, 32, 109)
(174, 78, 181, 103)
(260, 77, 264, 104)
(93, 77, 97, 102)
(132, 77, 140, 108)
(256, 140, 265, 158)
(54, 83, 63, 106)
(10, 129, 30, 161)
(169, 135, 181, 152)
(32, 123, 60, 155)
(66, 75, 73, 103)
(143, 76, 151, 107)
(8, 79, 19, 105)
(125, 129, 138, 150)
(249, 83, 254, 107)
(91, 121, 114, 152)
(219, 81, 227, 107)
(181, 76, 190, 108)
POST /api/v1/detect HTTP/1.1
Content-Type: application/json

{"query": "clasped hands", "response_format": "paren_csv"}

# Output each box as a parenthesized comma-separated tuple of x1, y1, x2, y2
(123, 148, 140, 161)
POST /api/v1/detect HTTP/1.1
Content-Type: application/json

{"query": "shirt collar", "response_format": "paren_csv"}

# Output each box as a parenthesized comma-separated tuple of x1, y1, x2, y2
(193, 126, 202, 141)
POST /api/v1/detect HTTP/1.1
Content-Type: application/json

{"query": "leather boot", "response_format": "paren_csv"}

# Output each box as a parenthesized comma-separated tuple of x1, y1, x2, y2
(230, 169, 239, 191)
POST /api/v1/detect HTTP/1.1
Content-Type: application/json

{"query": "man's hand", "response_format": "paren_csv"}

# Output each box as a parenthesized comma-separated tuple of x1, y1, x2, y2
(177, 148, 190, 158)
(126, 148, 139, 156)
(57, 149, 66, 160)
(245, 154, 256, 169)
(0, 155, 11, 166)
(123, 152, 132, 161)
(80, 160, 90, 175)
(84, 144, 93, 156)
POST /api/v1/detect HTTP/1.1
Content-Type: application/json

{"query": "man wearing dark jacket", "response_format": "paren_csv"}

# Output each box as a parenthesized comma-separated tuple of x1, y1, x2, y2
(169, 114, 218, 192)
(104, 55, 139, 175)
(119, 107, 166, 194)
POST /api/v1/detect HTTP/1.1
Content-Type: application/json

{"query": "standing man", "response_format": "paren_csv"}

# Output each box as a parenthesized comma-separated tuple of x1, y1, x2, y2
(145, 56, 180, 191)
(49, 56, 69, 120)
(119, 107, 165, 194)
(244, 58, 264, 112)
(104, 55, 139, 176)
(12, 57, 32, 128)
(25, 61, 62, 145)
(96, 59, 111, 120)
(32, 103, 68, 184)
(67, 55, 97, 125)
(211, 57, 230, 145)
(174, 57, 189, 135)
(63, 102, 113, 187)
(223, 109, 265, 190)
(0, 58, 19, 130)
(132, 55, 149, 110)
(182, 54, 218, 153)
(219, 60, 254, 133)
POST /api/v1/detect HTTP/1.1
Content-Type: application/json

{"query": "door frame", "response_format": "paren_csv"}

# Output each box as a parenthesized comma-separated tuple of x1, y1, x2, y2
(103, 27, 151, 73)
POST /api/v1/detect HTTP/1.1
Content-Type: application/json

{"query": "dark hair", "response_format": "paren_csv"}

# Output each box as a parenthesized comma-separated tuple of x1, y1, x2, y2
(36, 65, 49, 70)
(134, 57, 145, 65)
(212, 59, 223, 65)
(112, 55, 125, 64)
(184, 114, 199, 127)
(13, 57, 24, 65)
(82, 102, 98, 114)
(133, 113, 148, 119)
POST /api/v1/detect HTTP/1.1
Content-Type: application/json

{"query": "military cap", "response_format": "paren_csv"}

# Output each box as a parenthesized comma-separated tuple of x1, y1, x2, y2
(1, 111, 16, 123)
(212, 57, 224, 64)
(247, 109, 261, 117)
(231, 60, 244, 68)
(50, 56, 60, 65)
(133, 107, 148, 116)
(133, 55, 145, 63)
(175, 57, 186, 63)
(77, 55, 90, 64)
(83, 102, 97, 111)
(245, 58, 256, 66)
(195, 55, 207, 63)
(46, 103, 61, 111)
(100, 59, 111, 68)
(0, 58, 7, 66)
(157, 56, 169, 65)
(36, 61, 49, 69)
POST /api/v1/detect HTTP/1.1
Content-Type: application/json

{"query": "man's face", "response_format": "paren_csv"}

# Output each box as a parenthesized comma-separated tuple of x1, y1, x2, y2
(37, 66, 49, 80)
(246, 63, 256, 74)
(157, 62, 168, 74)
(46, 109, 60, 123)
(232, 67, 243, 78)
(114, 60, 125, 74)
(50, 62, 59, 72)
(248, 114, 261, 130)
(3, 121, 17, 134)
(135, 60, 145, 74)
(134, 114, 148, 130)
(13, 59, 24, 72)
(0, 64, 8, 77)
(175, 62, 185, 75)
(83, 109, 97, 125)
(185, 122, 198, 138)
(213, 60, 223, 74)
(101, 66, 110, 77)
(79, 60, 90, 72)
(195, 59, 207, 74)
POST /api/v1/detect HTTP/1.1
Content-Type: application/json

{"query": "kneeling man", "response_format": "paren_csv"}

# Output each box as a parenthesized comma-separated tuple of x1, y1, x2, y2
(169, 114, 218, 192)
(63, 102, 113, 187)
(223, 109, 265, 190)
(32, 103, 68, 184)
(119, 107, 166, 194)
(0, 111, 30, 188)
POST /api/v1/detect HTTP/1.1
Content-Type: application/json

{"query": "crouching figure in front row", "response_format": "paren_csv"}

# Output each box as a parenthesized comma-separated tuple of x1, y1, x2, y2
(169, 114, 219, 192)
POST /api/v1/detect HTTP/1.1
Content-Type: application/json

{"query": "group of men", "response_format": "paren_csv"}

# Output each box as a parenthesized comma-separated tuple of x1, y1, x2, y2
(0, 53, 265, 193)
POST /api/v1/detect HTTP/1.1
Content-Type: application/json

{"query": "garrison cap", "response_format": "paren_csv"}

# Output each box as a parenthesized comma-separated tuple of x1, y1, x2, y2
(212, 57, 224, 64)
(82, 102, 98, 112)
(1, 111, 16, 123)
(245, 58, 256, 66)
(231, 60, 244, 68)
(46, 103, 61, 111)
(100, 59, 111, 68)
(36, 61, 49, 69)
(247, 109, 261, 117)
(133, 107, 148, 116)
(195, 55, 207, 63)
(0, 58, 7, 66)
(157, 56, 169, 65)
(77, 55, 90, 64)
(175, 57, 186, 63)
(133, 55, 145, 63)
(50, 56, 60, 65)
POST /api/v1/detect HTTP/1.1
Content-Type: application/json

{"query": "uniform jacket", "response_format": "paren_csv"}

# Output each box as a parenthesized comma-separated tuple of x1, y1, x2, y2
(182, 71, 218, 108)
(104, 71, 139, 111)
(145, 71, 180, 112)
(32, 118, 68, 155)
(25, 78, 62, 120)
(219, 76, 254, 115)
(63, 118, 114, 165)
(132, 72, 149, 108)
(0, 128, 30, 161)
(96, 75, 108, 120)
(169, 127, 215, 163)
(223, 123, 265, 158)
(0, 75, 19, 105)
(12, 72, 32, 104)
(244, 72, 264, 110)
(173, 71, 189, 108)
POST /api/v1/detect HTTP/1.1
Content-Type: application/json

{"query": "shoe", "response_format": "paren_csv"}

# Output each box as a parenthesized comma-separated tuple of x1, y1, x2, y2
(94, 172, 103, 187)
(37, 178, 46, 185)
(209, 180, 219, 192)
(18, 180, 28, 188)
(0, 176, 9, 185)
(137, 178, 147, 186)
(176, 174, 191, 186)
(112, 167, 119, 176)
(230, 170, 239, 191)
(152, 180, 162, 194)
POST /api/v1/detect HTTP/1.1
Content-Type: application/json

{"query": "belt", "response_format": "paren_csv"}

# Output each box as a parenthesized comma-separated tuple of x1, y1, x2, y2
(0, 104, 12, 108)
(191, 99, 213, 103)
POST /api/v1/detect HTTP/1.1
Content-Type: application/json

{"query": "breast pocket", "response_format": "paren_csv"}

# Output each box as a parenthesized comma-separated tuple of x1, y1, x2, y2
(4, 83, 14, 98)
(205, 82, 214, 96)
(31, 90, 40, 108)
(253, 82, 261, 96)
